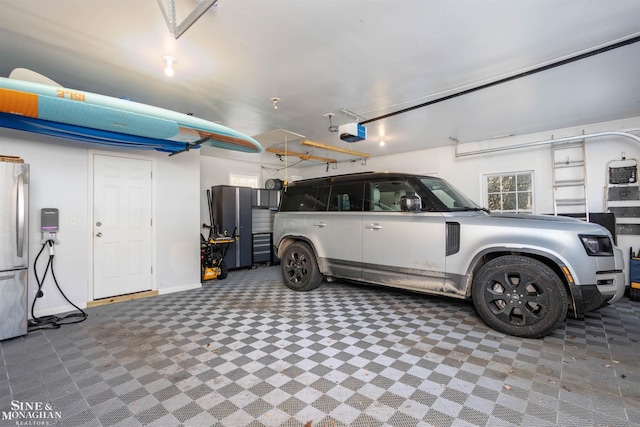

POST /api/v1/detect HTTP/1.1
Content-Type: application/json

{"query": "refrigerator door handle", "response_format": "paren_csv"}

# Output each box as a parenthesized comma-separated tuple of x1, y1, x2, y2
(1, 273, 16, 281)
(16, 174, 25, 258)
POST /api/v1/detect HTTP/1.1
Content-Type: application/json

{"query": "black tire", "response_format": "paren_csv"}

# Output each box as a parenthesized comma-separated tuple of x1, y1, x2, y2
(472, 255, 567, 338)
(217, 260, 228, 280)
(280, 241, 322, 291)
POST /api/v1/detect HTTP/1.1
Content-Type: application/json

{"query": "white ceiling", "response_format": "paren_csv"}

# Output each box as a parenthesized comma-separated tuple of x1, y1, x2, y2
(1, 0, 639, 166)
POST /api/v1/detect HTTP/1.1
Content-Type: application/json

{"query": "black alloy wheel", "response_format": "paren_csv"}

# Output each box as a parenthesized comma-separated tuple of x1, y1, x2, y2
(472, 255, 567, 338)
(281, 242, 322, 291)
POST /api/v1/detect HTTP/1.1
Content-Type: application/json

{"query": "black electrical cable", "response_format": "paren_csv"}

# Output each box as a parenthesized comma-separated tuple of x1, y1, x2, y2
(28, 240, 87, 331)
(359, 34, 640, 125)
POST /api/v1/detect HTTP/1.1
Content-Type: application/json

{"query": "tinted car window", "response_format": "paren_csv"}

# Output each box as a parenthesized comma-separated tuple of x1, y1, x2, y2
(328, 182, 365, 211)
(368, 180, 418, 211)
(280, 185, 330, 211)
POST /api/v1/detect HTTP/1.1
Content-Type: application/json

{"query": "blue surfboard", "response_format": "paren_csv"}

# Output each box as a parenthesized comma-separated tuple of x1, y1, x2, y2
(0, 71, 262, 154)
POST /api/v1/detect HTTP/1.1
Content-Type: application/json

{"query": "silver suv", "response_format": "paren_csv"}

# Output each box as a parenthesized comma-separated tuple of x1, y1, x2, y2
(273, 172, 625, 338)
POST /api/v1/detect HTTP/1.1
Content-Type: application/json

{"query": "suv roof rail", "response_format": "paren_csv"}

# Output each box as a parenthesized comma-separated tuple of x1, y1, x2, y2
(288, 171, 412, 185)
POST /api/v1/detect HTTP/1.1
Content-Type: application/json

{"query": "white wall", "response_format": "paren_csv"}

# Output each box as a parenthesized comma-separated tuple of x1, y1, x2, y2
(0, 128, 202, 317)
(300, 116, 640, 214)
(151, 148, 201, 295)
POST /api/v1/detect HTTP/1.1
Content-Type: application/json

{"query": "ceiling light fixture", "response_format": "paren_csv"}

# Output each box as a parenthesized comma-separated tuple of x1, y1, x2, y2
(323, 112, 339, 133)
(162, 55, 177, 77)
(379, 139, 385, 147)
(271, 97, 280, 109)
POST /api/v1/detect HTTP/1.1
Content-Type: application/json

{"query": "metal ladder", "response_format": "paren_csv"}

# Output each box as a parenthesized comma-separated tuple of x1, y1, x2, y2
(551, 139, 589, 221)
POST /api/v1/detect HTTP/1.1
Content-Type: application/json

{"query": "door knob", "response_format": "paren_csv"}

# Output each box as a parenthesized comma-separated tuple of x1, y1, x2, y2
(96, 232, 102, 237)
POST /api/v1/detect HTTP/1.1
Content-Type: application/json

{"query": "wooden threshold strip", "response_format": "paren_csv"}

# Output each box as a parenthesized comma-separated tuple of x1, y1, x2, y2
(87, 290, 159, 308)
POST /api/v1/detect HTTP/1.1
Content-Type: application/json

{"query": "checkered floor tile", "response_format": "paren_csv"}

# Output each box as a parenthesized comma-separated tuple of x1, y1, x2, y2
(1, 266, 639, 426)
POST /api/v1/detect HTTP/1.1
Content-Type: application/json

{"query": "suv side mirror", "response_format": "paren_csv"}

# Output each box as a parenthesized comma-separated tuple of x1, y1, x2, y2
(401, 195, 421, 212)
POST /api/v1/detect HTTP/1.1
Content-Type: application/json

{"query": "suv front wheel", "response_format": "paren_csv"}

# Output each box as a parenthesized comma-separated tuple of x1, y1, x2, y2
(472, 255, 567, 338)
(281, 241, 323, 291)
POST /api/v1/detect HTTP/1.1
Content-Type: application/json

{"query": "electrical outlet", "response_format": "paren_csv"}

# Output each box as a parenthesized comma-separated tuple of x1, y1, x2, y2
(69, 217, 76, 226)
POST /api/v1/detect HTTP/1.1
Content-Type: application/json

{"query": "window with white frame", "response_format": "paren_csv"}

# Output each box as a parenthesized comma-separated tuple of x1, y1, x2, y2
(484, 171, 534, 213)
(229, 173, 259, 188)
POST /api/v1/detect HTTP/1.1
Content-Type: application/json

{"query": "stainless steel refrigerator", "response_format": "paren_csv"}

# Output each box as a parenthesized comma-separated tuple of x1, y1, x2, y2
(0, 160, 29, 340)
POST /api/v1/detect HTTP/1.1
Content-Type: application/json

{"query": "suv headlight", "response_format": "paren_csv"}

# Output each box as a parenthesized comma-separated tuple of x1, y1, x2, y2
(579, 235, 614, 256)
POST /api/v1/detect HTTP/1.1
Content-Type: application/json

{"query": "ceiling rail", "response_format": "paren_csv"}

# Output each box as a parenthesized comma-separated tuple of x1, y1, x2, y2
(454, 129, 640, 157)
(360, 33, 640, 125)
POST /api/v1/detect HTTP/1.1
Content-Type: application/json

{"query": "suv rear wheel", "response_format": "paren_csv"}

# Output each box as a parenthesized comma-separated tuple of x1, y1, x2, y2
(281, 241, 322, 291)
(472, 255, 567, 338)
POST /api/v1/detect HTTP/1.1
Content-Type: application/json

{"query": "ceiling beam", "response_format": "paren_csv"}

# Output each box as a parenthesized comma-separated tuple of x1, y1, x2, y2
(157, 0, 218, 39)
(300, 140, 370, 158)
(266, 148, 337, 163)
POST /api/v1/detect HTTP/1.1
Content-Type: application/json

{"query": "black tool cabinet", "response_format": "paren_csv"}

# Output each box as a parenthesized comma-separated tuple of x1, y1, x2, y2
(252, 233, 274, 264)
(211, 185, 253, 269)
(210, 185, 280, 269)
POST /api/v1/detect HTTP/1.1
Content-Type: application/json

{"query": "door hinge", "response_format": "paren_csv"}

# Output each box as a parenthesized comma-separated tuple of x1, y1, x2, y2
(151, 266, 153, 274)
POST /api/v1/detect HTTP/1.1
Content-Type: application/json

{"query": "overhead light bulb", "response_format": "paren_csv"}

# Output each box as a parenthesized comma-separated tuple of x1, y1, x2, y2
(271, 97, 280, 110)
(380, 139, 385, 146)
(162, 55, 177, 77)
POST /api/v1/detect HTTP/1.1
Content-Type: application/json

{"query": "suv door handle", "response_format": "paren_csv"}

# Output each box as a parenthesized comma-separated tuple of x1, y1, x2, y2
(313, 222, 327, 228)
(365, 223, 383, 230)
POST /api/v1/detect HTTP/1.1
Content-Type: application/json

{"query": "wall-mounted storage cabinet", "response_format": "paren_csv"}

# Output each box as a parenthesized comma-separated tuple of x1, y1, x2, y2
(606, 159, 640, 238)
(251, 189, 281, 209)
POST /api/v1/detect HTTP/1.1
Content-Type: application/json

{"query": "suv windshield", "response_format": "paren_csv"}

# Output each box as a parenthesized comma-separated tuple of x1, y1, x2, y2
(418, 176, 482, 211)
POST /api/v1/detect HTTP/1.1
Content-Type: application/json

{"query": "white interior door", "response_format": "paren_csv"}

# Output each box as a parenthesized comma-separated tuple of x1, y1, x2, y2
(93, 154, 152, 299)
